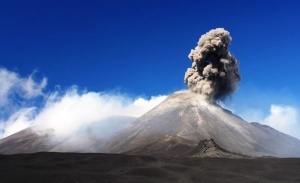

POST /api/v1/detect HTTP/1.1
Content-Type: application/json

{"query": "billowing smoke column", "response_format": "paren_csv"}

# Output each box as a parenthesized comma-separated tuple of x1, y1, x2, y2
(184, 28, 241, 101)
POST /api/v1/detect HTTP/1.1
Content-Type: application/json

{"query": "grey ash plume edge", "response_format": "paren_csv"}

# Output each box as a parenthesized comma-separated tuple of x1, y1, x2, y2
(184, 28, 241, 101)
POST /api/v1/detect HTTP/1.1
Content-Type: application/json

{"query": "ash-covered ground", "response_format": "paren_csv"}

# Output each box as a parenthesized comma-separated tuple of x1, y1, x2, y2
(1, 152, 300, 183)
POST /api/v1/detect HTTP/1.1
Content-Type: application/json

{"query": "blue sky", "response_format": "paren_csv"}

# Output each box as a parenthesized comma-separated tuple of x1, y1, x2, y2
(1, 0, 300, 138)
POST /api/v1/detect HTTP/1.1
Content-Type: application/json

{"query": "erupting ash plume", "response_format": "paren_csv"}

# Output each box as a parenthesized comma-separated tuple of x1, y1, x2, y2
(184, 28, 241, 101)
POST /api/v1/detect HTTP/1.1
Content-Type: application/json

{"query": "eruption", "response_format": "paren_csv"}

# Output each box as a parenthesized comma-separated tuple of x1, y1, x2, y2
(184, 28, 241, 101)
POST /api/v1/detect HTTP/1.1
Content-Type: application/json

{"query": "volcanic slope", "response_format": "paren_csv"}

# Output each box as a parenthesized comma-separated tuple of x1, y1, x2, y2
(0, 116, 136, 154)
(104, 91, 300, 157)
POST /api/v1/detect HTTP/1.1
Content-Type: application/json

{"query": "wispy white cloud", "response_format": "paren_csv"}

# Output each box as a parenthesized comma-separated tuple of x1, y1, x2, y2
(0, 67, 167, 139)
(0, 67, 48, 138)
(31, 89, 167, 136)
(21, 72, 47, 99)
(0, 107, 36, 138)
(0, 89, 166, 138)
(0, 68, 47, 107)
(238, 104, 300, 139)
(262, 105, 298, 136)
(0, 69, 17, 106)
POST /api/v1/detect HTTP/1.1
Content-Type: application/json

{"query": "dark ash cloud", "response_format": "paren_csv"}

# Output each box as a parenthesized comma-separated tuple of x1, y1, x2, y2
(184, 28, 241, 101)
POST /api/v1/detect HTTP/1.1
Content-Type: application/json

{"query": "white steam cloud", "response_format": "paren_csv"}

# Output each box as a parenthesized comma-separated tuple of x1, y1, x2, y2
(0, 68, 47, 106)
(0, 68, 47, 137)
(32, 89, 166, 136)
(0, 67, 167, 139)
(263, 105, 298, 136)
(239, 104, 300, 139)
(184, 28, 241, 101)
(0, 108, 36, 138)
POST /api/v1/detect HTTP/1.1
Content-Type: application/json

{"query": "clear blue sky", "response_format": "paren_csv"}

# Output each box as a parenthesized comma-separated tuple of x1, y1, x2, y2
(1, 0, 300, 109)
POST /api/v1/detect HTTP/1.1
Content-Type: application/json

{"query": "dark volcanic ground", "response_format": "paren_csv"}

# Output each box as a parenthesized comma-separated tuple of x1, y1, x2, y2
(1, 153, 300, 183)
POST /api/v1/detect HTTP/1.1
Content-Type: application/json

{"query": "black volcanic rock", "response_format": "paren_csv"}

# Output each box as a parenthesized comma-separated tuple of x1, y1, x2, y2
(187, 139, 247, 158)
(2, 152, 300, 183)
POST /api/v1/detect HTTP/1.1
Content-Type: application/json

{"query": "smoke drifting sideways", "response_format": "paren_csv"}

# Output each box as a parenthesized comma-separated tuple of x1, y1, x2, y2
(0, 67, 167, 152)
(184, 28, 241, 101)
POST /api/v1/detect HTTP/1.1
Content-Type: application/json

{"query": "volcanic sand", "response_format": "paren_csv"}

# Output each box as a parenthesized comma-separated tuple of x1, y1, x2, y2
(1, 152, 300, 183)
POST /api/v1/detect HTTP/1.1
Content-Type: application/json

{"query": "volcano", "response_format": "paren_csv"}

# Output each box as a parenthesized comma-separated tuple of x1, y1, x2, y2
(1, 91, 300, 157)
(2, 28, 300, 158)
(103, 91, 300, 157)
